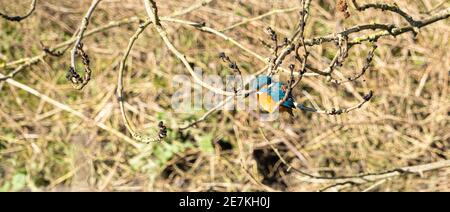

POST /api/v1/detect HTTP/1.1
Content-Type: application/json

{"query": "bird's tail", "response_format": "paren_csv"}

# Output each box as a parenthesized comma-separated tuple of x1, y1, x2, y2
(293, 102, 317, 112)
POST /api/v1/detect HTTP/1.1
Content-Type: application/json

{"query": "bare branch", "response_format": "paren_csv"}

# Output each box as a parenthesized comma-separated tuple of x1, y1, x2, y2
(267, 0, 311, 75)
(0, 0, 37, 22)
(116, 19, 167, 143)
(298, 90, 374, 115)
(67, 0, 102, 90)
(350, 7, 450, 45)
(351, 0, 420, 27)
(271, 0, 310, 114)
(331, 44, 378, 84)
(143, 0, 239, 96)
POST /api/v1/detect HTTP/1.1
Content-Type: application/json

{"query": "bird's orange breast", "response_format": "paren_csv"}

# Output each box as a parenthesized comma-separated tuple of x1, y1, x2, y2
(257, 92, 294, 115)
(257, 92, 276, 113)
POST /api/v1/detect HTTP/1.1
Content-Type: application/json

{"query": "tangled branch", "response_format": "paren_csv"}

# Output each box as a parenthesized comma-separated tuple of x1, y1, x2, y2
(2, 0, 450, 146)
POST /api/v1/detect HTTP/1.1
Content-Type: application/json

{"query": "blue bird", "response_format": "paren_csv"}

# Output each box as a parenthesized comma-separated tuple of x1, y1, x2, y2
(251, 75, 297, 116)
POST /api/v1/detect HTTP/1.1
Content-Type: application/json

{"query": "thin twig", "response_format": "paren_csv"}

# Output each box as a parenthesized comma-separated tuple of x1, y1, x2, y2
(67, 0, 102, 90)
(351, 0, 421, 27)
(267, 0, 312, 75)
(271, 0, 310, 114)
(362, 179, 388, 192)
(297, 90, 374, 115)
(0, 0, 37, 22)
(161, 17, 318, 77)
(144, 0, 240, 96)
(331, 44, 378, 84)
(349, 7, 450, 45)
(116, 19, 167, 143)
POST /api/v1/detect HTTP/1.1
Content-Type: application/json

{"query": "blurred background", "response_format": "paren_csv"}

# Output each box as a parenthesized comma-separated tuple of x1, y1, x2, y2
(0, 0, 449, 191)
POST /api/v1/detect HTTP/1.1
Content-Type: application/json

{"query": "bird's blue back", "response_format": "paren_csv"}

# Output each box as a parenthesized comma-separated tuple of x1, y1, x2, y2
(260, 82, 296, 109)
(251, 75, 272, 91)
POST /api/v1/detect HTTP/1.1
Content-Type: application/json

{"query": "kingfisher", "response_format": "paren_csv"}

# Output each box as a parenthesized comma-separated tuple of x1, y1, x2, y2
(252, 75, 297, 116)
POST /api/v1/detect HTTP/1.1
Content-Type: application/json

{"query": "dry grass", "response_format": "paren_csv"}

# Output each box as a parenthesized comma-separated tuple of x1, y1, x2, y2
(0, 0, 449, 192)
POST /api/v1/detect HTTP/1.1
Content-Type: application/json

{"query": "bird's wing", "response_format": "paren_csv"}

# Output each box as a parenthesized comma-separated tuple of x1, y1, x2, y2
(269, 82, 296, 109)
